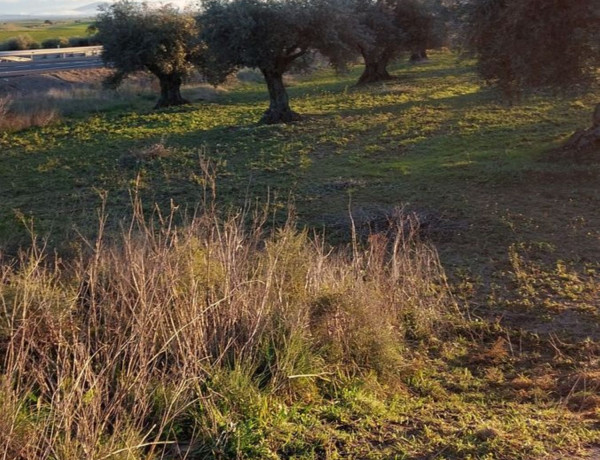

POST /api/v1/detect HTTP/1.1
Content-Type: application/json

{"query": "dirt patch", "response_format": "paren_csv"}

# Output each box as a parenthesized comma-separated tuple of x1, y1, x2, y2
(317, 204, 466, 243)
(501, 310, 600, 342)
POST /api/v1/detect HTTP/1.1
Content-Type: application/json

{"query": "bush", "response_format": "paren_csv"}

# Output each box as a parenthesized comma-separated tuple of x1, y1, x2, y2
(0, 197, 458, 457)
(41, 37, 70, 49)
(68, 36, 91, 47)
(5, 34, 40, 50)
(0, 96, 61, 133)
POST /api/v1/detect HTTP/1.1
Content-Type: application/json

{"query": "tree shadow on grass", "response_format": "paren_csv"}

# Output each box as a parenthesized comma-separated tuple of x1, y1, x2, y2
(0, 55, 594, 264)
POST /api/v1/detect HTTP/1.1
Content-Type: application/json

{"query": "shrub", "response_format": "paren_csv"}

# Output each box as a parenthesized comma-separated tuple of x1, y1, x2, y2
(41, 37, 70, 48)
(0, 96, 61, 133)
(68, 36, 91, 47)
(5, 34, 40, 50)
(0, 196, 458, 457)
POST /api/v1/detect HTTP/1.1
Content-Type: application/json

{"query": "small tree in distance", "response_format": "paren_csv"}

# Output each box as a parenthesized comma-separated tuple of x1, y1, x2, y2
(95, 0, 201, 109)
(199, 0, 359, 124)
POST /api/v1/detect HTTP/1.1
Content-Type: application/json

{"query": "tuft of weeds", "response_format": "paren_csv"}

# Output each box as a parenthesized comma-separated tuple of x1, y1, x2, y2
(1, 196, 598, 458)
(0, 195, 459, 459)
(0, 95, 61, 132)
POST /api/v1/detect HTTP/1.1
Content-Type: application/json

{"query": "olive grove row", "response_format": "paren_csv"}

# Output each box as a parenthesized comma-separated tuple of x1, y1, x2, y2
(95, 0, 599, 126)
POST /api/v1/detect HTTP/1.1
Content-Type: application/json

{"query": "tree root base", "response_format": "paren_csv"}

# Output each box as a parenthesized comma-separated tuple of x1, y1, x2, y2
(356, 74, 398, 86)
(260, 109, 301, 124)
(562, 103, 600, 153)
(154, 98, 190, 110)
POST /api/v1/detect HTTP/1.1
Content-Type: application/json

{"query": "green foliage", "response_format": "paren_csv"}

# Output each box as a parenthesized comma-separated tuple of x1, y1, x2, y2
(465, 0, 600, 95)
(67, 35, 97, 47)
(96, 0, 199, 78)
(0, 34, 40, 50)
(200, 0, 357, 78)
(41, 36, 69, 48)
(359, 0, 438, 56)
(95, 0, 201, 107)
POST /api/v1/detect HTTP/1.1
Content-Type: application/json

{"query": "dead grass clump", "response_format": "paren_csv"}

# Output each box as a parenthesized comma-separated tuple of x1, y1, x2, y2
(0, 200, 458, 458)
(117, 141, 177, 169)
(560, 371, 600, 395)
(566, 392, 600, 412)
(129, 141, 174, 163)
(0, 96, 60, 132)
(309, 222, 453, 376)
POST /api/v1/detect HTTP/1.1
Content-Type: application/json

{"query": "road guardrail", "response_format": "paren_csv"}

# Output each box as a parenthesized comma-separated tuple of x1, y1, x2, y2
(0, 46, 102, 61)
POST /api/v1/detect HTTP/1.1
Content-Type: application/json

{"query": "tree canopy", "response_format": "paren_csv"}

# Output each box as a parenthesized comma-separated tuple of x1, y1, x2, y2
(199, 0, 358, 123)
(353, 0, 440, 85)
(96, 0, 201, 109)
(465, 0, 600, 97)
(464, 0, 600, 149)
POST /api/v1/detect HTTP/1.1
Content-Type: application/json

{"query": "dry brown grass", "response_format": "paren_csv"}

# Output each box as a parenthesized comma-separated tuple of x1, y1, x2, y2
(0, 196, 457, 459)
(0, 71, 224, 134)
(0, 95, 61, 132)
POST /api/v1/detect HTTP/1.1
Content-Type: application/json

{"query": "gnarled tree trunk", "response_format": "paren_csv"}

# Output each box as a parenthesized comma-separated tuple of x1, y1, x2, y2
(154, 73, 189, 109)
(410, 49, 428, 62)
(357, 49, 396, 85)
(563, 103, 600, 151)
(260, 69, 300, 124)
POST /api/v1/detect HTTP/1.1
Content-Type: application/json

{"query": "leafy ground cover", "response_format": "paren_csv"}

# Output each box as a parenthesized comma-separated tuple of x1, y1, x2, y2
(1, 52, 599, 458)
(0, 20, 92, 43)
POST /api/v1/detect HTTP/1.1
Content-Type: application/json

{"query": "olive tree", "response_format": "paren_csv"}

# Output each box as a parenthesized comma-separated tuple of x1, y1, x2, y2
(465, 0, 600, 149)
(95, 0, 201, 109)
(465, 0, 599, 94)
(199, 0, 358, 124)
(354, 0, 440, 85)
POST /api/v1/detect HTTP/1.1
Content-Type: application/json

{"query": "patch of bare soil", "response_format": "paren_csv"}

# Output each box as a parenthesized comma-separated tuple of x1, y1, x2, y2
(502, 310, 600, 342)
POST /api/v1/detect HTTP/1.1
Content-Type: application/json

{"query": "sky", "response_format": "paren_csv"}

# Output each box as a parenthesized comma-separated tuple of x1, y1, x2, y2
(0, 0, 192, 17)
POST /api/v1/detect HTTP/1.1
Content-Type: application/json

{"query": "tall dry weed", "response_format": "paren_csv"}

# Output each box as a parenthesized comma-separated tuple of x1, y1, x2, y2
(0, 95, 60, 133)
(0, 195, 458, 458)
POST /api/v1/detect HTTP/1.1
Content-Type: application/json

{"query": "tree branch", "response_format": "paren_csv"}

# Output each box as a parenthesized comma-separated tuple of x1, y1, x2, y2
(284, 48, 307, 63)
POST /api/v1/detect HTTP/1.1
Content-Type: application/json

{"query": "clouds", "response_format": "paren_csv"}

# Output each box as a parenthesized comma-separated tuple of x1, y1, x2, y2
(0, 0, 84, 15)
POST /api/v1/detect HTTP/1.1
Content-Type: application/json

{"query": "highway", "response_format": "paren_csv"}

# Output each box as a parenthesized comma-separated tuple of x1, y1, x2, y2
(0, 57, 104, 77)
(0, 46, 104, 77)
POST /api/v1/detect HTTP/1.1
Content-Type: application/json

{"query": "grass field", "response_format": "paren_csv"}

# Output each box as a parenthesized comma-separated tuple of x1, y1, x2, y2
(1, 52, 599, 458)
(0, 20, 92, 43)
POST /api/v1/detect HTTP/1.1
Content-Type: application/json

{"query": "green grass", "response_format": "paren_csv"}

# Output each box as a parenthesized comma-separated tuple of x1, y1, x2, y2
(2, 51, 599, 325)
(0, 20, 92, 43)
(2, 53, 599, 314)
(1, 51, 600, 458)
